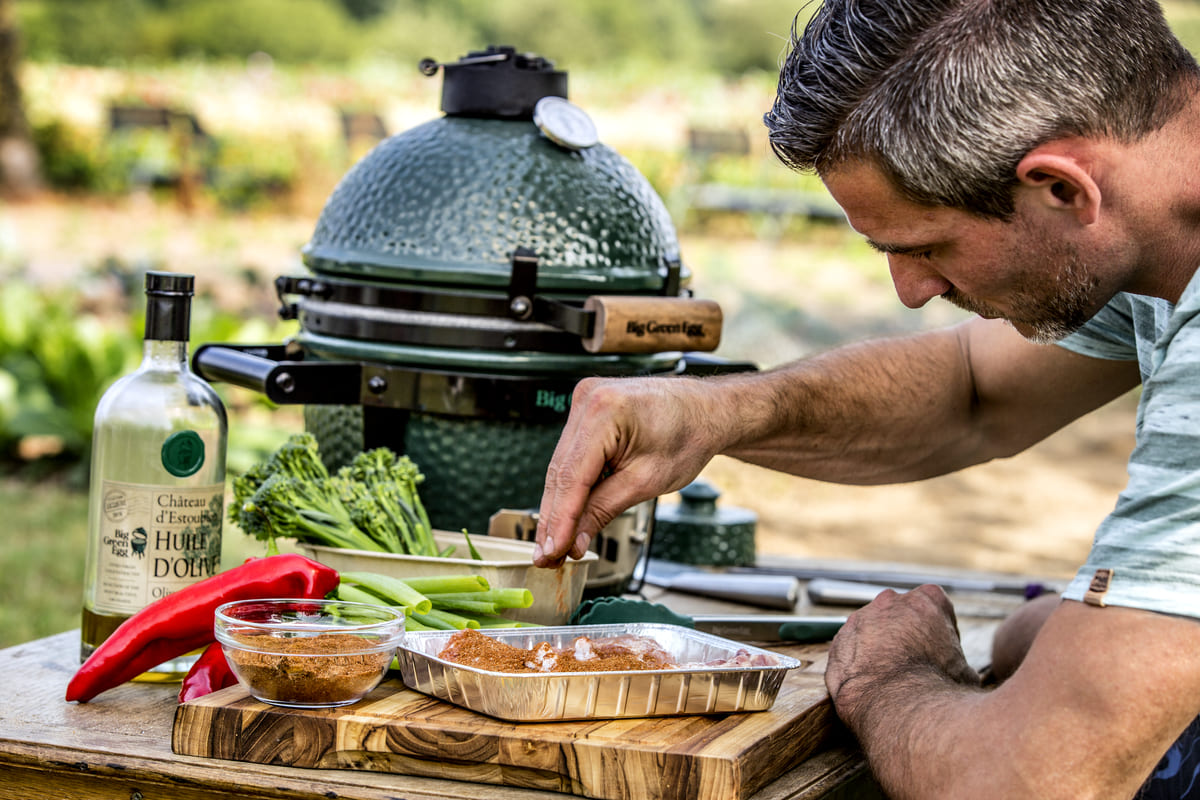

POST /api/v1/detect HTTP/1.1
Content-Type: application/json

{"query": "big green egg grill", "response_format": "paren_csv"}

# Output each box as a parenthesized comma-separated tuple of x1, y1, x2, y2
(194, 46, 750, 596)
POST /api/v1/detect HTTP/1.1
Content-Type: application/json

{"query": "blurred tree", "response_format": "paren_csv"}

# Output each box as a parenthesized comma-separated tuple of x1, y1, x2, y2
(338, 0, 395, 22)
(699, 0, 805, 75)
(0, 0, 40, 197)
(170, 0, 356, 63)
(462, 0, 706, 69)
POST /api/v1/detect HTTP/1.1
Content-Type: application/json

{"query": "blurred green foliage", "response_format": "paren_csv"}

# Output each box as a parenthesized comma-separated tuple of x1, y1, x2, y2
(15, 0, 806, 76)
(15, 0, 1200, 213)
(15, 0, 1200, 75)
(0, 280, 134, 472)
(27, 108, 333, 210)
(0, 266, 298, 482)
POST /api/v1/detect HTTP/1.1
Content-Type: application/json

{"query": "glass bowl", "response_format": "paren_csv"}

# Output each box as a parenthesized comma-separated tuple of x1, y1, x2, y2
(214, 598, 405, 708)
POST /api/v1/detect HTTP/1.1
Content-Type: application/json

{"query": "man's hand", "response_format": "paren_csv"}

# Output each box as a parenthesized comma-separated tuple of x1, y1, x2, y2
(826, 585, 979, 733)
(825, 588, 1200, 799)
(532, 375, 727, 567)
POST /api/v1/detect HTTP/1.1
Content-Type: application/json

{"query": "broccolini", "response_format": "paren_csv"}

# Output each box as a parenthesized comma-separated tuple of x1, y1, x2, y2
(228, 432, 437, 555)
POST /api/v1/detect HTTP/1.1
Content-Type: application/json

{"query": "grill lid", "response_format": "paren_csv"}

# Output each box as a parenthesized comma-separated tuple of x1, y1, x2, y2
(300, 46, 688, 295)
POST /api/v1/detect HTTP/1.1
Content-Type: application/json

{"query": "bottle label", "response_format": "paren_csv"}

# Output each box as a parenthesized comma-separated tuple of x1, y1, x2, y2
(161, 430, 206, 477)
(92, 480, 224, 615)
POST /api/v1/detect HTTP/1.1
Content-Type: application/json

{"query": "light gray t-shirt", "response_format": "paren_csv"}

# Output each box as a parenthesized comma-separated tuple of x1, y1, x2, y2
(1057, 267, 1200, 616)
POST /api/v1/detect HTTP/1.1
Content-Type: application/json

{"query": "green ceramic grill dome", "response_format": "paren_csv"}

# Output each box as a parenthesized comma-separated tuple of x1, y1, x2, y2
(303, 116, 685, 292)
(302, 46, 687, 293)
(298, 47, 688, 535)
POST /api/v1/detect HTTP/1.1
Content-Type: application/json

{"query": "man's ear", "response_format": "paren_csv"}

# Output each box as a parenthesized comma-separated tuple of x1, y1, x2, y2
(1015, 143, 1101, 226)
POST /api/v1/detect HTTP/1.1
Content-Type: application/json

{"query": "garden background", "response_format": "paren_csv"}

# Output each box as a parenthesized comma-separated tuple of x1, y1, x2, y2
(2, 0, 1196, 647)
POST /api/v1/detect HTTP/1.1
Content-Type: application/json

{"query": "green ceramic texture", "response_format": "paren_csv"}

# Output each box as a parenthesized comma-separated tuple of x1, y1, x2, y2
(651, 481, 757, 566)
(303, 405, 364, 473)
(296, 106, 689, 543)
(402, 413, 563, 535)
(302, 116, 688, 292)
(304, 404, 561, 536)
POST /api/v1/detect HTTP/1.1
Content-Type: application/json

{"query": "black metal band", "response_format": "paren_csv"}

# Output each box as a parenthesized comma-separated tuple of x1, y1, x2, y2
(194, 343, 582, 420)
(277, 247, 689, 351)
(294, 301, 587, 353)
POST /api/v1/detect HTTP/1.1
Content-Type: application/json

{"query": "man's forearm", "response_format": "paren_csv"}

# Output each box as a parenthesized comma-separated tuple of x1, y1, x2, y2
(714, 318, 1138, 485)
(716, 325, 984, 484)
(829, 594, 1200, 800)
(845, 667, 1015, 798)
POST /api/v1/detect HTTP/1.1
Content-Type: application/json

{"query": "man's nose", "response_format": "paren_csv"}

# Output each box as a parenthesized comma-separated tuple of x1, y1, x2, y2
(888, 256, 953, 309)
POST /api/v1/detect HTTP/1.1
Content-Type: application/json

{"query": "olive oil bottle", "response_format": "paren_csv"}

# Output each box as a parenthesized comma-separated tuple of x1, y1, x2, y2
(80, 271, 227, 680)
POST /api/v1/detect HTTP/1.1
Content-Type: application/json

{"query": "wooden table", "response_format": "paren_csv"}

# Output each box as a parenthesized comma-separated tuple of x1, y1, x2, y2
(0, 569, 1027, 800)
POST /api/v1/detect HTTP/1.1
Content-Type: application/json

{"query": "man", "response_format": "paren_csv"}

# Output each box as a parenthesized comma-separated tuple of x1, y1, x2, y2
(532, 0, 1200, 796)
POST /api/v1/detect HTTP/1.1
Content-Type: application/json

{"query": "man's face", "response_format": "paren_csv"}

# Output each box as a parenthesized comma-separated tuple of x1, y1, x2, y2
(823, 162, 1109, 343)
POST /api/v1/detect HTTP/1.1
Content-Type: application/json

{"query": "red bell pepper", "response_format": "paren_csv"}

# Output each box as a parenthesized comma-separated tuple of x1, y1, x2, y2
(179, 641, 237, 703)
(66, 553, 339, 703)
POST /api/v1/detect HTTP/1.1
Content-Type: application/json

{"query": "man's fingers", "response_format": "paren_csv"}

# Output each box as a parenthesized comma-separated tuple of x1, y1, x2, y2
(567, 532, 592, 560)
(533, 397, 605, 565)
(536, 475, 627, 566)
(532, 376, 694, 568)
(535, 461, 648, 567)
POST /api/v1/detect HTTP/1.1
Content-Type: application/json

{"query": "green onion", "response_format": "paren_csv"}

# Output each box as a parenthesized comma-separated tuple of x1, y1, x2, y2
(405, 617, 439, 632)
(469, 615, 527, 629)
(420, 608, 479, 630)
(333, 582, 396, 608)
(409, 612, 457, 630)
(426, 588, 533, 610)
(339, 571, 432, 615)
(402, 574, 490, 594)
(428, 598, 498, 615)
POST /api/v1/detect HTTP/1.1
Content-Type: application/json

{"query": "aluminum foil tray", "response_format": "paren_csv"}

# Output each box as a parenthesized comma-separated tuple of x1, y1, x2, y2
(394, 623, 803, 721)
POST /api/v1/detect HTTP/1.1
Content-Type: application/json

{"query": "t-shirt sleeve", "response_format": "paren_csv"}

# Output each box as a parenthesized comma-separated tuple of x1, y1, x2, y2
(1056, 293, 1139, 361)
(1062, 299, 1200, 617)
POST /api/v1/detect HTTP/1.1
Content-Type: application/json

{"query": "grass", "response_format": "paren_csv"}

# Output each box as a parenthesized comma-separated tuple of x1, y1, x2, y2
(0, 478, 88, 649)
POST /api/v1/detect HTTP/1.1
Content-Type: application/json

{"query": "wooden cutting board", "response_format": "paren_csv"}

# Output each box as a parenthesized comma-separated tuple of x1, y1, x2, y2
(172, 644, 836, 800)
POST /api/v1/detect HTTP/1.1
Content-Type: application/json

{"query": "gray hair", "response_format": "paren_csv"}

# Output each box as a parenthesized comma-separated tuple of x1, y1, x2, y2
(765, 0, 1199, 218)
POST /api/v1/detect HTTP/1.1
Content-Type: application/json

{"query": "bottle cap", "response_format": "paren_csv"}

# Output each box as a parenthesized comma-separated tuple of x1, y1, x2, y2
(144, 271, 195, 342)
(145, 271, 194, 296)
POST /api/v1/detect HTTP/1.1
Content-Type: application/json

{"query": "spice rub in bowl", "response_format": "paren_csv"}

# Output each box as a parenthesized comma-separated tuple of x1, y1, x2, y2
(215, 598, 405, 708)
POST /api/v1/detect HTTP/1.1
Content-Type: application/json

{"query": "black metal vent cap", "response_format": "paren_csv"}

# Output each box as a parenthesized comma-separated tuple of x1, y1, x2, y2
(421, 45, 568, 119)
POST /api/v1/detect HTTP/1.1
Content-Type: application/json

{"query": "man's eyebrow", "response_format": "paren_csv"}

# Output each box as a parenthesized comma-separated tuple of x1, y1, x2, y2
(865, 239, 931, 256)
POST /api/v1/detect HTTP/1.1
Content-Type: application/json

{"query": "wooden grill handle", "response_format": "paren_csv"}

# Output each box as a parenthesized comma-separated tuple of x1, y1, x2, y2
(581, 296, 723, 354)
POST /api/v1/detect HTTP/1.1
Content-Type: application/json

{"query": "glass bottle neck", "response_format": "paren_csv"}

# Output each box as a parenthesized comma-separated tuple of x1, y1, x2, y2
(141, 338, 190, 371)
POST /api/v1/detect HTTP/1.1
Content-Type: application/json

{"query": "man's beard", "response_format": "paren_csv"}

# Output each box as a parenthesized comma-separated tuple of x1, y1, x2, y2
(941, 238, 1101, 344)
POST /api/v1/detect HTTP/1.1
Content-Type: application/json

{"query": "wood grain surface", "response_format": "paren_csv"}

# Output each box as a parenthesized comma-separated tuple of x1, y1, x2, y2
(3, 576, 1013, 800)
(173, 644, 835, 800)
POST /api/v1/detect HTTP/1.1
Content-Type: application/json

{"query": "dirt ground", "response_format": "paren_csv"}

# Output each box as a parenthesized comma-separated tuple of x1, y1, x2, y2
(3, 195, 1138, 583)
